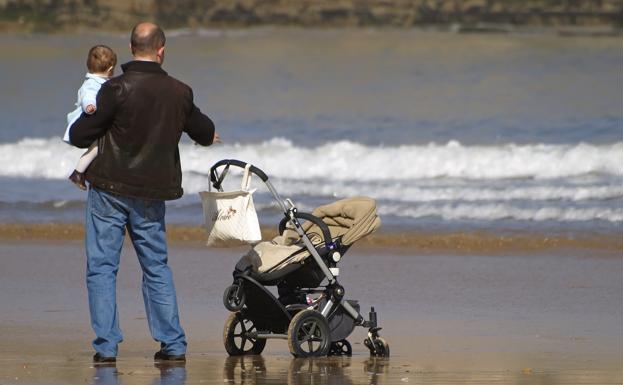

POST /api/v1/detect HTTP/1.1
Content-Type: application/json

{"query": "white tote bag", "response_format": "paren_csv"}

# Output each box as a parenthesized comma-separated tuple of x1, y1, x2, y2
(199, 164, 262, 247)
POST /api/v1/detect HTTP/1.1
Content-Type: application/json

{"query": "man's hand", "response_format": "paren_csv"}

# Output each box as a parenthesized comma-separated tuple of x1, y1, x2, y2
(213, 132, 221, 144)
(85, 104, 97, 114)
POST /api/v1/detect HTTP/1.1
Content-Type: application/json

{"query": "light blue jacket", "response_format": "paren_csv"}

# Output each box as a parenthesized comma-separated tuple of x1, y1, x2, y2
(63, 73, 108, 144)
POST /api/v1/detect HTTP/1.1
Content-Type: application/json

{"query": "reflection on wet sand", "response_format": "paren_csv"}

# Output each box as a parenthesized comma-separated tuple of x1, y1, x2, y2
(92, 365, 118, 385)
(91, 362, 188, 385)
(153, 362, 187, 385)
(2, 354, 623, 385)
(220, 356, 623, 385)
(222, 355, 390, 385)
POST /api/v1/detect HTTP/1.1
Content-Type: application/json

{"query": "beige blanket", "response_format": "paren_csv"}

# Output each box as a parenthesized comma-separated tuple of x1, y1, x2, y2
(237, 197, 381, 273)
(302, 196, 381, 246)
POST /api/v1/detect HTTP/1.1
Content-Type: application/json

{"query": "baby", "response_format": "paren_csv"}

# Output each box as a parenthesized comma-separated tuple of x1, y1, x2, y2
(63, 45, 117, 190)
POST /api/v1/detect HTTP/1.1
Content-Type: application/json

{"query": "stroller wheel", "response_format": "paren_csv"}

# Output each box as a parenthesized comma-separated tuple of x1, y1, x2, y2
(223, 312, 267, 356)
(287, 310, 331, 358)
(365, 337, 390, 358)
(328, 339, 352, 356)
(223, 284, 245, 312)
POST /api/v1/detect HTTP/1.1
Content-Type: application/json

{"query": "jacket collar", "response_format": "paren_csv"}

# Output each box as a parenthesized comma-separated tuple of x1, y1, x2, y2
(121, 60, 168, 76)
(85, 72, 108, 84)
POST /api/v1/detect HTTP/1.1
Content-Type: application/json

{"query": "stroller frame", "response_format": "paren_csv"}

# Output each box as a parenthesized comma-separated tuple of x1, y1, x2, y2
(210, 159, 389, 358)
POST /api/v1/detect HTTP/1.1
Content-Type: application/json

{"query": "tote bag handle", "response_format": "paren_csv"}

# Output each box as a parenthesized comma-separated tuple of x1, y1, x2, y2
(209, 163, 252, 192)
(241, 164, 252, 191)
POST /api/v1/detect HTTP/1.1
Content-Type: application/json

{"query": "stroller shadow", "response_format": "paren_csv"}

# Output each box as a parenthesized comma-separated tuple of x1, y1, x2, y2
(222, 355, 390, 385)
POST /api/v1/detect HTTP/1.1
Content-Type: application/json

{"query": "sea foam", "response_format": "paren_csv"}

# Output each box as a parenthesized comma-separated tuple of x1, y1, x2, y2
(1, 137, 622, 224)
(1, 137, 621, 180)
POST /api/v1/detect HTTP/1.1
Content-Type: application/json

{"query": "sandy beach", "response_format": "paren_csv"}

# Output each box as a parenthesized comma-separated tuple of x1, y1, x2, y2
(2, 223, 622, 254)
(2, 236, 623, 384)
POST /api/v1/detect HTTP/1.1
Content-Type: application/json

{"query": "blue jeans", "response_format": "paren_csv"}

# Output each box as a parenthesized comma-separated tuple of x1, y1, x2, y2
(86, 187, 186, 357)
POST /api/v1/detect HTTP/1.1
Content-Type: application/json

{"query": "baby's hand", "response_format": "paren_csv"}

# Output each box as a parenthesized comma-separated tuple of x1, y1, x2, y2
(85, 104, 96, 114)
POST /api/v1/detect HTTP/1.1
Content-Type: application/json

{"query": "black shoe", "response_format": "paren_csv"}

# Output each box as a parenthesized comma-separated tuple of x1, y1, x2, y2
(93, 352, 116, 364)
(154, 350, 186, 362)
(69, 170, 87, 191)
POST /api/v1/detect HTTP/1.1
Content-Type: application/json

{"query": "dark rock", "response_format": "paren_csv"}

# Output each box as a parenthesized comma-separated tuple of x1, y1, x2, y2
(2, 0, 623, 32)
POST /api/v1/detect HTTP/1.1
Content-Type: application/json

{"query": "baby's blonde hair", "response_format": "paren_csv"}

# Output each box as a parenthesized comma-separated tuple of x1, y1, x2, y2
(87, 45, 117, 74)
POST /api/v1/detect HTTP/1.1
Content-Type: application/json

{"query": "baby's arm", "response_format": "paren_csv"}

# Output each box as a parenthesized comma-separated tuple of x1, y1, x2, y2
(70, 83, 117, 148)
(79, 79, 101, 115)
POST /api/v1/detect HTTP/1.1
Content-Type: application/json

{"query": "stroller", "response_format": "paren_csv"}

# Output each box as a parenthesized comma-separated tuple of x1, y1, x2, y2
(206, 159, 389, 358)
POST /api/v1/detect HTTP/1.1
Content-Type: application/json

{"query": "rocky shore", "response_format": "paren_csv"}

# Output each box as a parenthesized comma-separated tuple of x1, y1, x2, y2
(1, 0, 623, 32)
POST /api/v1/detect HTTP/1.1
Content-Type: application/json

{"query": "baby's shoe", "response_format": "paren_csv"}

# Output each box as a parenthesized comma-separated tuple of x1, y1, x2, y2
(69, 170, 87, 190)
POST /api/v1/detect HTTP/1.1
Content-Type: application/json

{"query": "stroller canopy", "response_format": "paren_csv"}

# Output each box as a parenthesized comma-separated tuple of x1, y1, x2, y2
(300, 196, 381, 246)
(238, 197, 381, 275)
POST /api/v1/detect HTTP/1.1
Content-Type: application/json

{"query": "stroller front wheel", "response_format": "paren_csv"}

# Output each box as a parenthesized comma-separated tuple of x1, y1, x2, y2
(223, 284, 246, 312)
(223, 312, 267, 356)
(365, 336, 390, 358)
(287, 310, 331, 358)
(328, 339, 352, 356)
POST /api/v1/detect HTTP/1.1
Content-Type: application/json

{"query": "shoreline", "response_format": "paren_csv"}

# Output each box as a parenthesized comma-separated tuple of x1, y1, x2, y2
(1, 24, 622, 37)
(1, 222, 621, 255)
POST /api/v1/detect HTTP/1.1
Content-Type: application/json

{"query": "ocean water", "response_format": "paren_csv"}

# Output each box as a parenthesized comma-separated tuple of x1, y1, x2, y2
(0, 29, 621, 233)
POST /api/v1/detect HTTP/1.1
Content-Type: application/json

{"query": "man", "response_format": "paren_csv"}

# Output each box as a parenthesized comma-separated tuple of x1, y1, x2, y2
(70, 22, 219, 363)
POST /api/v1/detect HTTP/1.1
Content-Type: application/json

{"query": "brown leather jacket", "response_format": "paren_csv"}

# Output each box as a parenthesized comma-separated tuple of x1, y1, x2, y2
(70, 61, 215, 200)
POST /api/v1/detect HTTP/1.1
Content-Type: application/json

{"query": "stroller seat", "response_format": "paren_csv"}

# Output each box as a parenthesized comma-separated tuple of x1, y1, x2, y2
(236, 197, 381, 285)
(236, 235, 311, 284)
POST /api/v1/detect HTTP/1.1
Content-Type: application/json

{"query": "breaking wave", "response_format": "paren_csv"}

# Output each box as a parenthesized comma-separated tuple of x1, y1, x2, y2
(1, 137, 622, 224)
(1, 137, 621, 180)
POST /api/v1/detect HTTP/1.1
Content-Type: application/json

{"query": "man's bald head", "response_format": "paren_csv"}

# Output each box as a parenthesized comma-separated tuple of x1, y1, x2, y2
(130, 22, 166, 57)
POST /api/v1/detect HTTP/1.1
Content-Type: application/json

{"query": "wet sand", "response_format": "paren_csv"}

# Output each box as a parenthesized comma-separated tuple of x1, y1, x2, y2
(2, 240, 623, 384)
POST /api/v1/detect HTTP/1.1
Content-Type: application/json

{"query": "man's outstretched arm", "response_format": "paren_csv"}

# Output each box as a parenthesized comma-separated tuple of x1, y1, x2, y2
(184, 104, 217, 146)
(69, 83, 117, 148)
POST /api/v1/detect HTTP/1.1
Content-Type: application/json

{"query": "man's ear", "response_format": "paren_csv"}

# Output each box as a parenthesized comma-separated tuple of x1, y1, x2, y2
(129, 43, 135, 55)
(157, 46, 165, 63)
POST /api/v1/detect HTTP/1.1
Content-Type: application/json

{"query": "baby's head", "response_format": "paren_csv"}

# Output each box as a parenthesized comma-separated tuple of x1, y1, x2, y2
(87, 45, 117, 78)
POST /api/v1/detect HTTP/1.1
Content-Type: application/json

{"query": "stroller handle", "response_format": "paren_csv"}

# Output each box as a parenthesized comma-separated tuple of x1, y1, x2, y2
(279, 212, 333, 249)
(210, 159, 269, 187)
